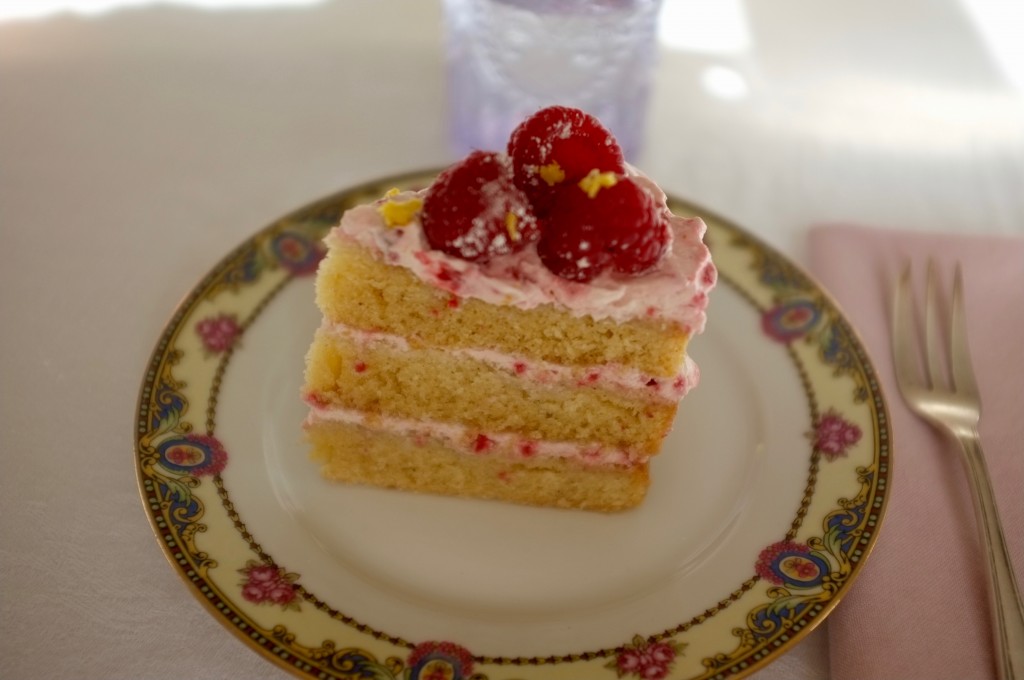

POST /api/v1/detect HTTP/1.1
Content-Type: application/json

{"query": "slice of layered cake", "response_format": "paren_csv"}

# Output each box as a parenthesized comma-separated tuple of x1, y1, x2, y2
(303, 106, 715, 511)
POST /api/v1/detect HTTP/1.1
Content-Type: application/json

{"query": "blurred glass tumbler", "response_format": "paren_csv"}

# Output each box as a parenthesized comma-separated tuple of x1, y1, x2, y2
(443, 0, 662, 160)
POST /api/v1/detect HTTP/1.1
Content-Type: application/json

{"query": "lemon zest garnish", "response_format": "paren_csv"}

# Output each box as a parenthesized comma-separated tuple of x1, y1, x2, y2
(505, 212, 520, 241)
(377, 189, 423, 228)
(538, 162, 566, 187)
(578, 169, 618, 198)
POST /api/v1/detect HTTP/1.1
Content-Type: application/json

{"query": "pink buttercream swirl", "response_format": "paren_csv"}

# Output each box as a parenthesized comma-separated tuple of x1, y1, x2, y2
(332, 169, 715, 333)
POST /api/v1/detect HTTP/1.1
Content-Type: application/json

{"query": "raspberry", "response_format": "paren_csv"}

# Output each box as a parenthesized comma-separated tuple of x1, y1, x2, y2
(536, 204, 612, 282)
(421, 151, 540, 262)
(507, 106, 625, 214)
(538, 172, 669, 281)
(609, 210, 671, 277)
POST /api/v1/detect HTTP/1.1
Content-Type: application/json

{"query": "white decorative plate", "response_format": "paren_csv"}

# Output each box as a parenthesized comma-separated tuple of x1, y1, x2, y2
(135, 170, 891, 680)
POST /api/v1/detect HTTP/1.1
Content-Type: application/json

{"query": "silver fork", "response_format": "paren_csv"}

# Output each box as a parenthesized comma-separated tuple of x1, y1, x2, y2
(892, 260, 1024, 679)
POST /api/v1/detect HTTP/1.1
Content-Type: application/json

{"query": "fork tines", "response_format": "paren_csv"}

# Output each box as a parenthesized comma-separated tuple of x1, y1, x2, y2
(893, 258, 979, 404)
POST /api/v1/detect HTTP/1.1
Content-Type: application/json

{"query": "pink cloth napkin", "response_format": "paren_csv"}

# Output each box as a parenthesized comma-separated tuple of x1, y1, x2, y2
(807, 225, 1024, 680)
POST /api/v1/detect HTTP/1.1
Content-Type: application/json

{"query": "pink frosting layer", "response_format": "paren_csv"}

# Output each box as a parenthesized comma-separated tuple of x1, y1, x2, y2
(331, 170, 715, 334)
(325, 322, 699, 402)
(303, 398, 648, 469)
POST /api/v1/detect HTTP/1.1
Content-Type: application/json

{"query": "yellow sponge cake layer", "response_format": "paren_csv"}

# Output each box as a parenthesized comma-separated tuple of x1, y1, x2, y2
(304, 327, 677, 454)
(306, 419, 650, 512)
(316, 236, 689, 377)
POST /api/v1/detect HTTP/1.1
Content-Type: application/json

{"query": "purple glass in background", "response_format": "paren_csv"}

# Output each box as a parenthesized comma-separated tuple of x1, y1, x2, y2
(442, 0, 663, 161)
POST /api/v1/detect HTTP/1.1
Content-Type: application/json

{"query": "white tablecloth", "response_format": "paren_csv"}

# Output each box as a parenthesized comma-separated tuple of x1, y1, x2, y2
(2, 1, 1021, 678)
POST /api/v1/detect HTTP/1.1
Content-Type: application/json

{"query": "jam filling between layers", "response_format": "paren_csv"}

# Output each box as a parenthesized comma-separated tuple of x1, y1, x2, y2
(303, 399, 649, 469)
(321, 321, 699, 402)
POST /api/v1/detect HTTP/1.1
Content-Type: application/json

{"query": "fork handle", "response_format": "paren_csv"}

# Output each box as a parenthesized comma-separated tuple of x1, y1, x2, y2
(957, 430, 1024, 680)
